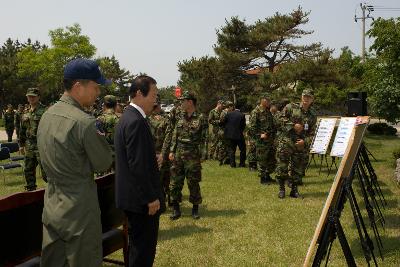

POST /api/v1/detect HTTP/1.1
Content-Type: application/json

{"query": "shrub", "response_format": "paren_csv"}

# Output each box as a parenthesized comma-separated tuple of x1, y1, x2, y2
(367, 123, 397, 136)
(393, 147, 400, 160)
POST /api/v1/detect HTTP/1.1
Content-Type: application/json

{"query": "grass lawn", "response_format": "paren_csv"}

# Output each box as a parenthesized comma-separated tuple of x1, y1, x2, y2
(1, 134, 399, 266)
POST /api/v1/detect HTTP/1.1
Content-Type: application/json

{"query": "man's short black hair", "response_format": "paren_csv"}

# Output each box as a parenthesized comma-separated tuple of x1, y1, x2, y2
(104, 102, 117, 109)
(63, 79, 90, 91)
(129, 75, 157, 98)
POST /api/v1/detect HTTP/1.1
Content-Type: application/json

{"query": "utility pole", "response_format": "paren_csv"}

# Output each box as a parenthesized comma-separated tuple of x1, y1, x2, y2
(355, 3, 374, 62)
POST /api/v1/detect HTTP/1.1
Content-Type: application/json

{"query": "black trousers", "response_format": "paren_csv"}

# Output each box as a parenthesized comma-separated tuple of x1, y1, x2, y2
(228, 138, 246, 166)
(125, 211, 160, 267)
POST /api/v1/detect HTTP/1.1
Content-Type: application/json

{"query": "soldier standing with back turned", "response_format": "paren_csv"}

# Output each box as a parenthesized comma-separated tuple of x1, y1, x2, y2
(19, 88, 47, 191)
(208, 100, 223, 160)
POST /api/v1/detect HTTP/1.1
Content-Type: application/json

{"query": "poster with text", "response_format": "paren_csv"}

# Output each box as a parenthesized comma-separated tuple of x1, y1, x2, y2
(310, 118, 337, 155)
(330, 117, 357, 157)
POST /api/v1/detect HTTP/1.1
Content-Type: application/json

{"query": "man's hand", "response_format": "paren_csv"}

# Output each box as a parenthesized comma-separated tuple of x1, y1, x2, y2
(148, 199, 160, 215)
(295, 139, 305, 151)
(294, 123, 304, 135)
(19, 147, 25, 155)
(169, 153, 175, 161)
(260, 133, 268, 140)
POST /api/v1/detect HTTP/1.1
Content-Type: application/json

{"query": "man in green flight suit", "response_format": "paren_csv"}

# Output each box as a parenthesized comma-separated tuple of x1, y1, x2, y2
(208, 100, 223, 159)
(248, 93, 276, 184)
(169, 91, 207, 220)
(275, 89, 317, 198)
(19, 88, 47, 191)
(37, 58, 113, 266)
(4, 104, 15, 142)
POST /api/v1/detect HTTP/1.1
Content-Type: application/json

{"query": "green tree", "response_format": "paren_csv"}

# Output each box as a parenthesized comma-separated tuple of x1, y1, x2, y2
(178, 56, 228, 112)
(97, 55, 134, 101)
(364, 17, 400, 122)
(0, 38, 46, 108)
(17, 24, 97, 103)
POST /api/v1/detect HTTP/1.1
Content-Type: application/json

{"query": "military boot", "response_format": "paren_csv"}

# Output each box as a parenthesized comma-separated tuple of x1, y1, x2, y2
(249, 163, 257, 171)
(192, 204, 200, 219)
(278, 179, 285, 199)
(265, 173, 275, 184)
(289, 184, 301, 198)
(170, 202, 181, 220)
(25, 185, 37, 192)
(260, 174, 267, 185)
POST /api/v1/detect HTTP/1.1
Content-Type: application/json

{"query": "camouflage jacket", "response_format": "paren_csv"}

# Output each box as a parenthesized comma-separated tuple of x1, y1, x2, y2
(248, 105, 276, 143)
(4, 110, 15, 130)
(15, 110, 23, 129)
(161, 106, 181, 157)
(170, 111, 207, 153)
(208, 107, 222, 134)
(149, 112, 169, 153)
(278, 102, 317, 147)
(19, 103, 46, 147)
(97, 109, 119, 146)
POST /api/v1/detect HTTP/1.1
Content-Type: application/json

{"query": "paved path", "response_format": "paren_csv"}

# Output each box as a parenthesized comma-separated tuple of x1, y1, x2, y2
(0, 130, 17, 142)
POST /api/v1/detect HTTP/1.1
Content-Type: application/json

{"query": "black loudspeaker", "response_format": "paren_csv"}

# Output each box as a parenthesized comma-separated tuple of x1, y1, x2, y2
(347, 92, 367, 116)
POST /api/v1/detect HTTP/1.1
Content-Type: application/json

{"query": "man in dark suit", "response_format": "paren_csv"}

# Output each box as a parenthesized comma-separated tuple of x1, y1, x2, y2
(114, 75, 165, 267)
(221, 101, 246, 168)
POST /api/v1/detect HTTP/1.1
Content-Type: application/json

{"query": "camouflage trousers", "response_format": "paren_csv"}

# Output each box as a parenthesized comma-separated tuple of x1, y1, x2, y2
(217, 135, 229, 163)
(256, 139, 276, 177)
(24, 143, 47, 189)
(208, 131, 219, 159)
(170, 148, 202, 205)
(6, 128, 14, 142)
(16, 127, 20, 140)
(247, 137, 257, 165)
(158, 154, 171, 203)
(275, 136, 308, 185)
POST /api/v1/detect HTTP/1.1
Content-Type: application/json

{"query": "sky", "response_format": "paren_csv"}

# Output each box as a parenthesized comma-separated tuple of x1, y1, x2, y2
(1, 0, 400, 87)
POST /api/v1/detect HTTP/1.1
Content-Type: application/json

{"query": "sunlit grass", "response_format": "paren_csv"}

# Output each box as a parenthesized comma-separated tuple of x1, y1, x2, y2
(1, 134, 399, 266)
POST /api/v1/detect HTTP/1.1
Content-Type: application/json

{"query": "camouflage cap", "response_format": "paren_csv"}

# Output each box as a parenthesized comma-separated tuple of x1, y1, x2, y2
(217, 99, 224, 104)
(103, 95, 117, 105)
(154, 94, 161, 106)
(225, 101, 234, 107)
(259, 92, 270, 100)
(302, 89, 314, 97)
(179, 90, 197, 101)
(26, 87, 40, 97)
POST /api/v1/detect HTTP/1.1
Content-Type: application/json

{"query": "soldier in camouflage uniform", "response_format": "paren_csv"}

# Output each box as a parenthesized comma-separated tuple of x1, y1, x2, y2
(217, 102, 231, 165)
(4, 104, 15, 142)
(161, 100, 182, 162)
(97, 95, 119, 148)
(248, 94, 276, 184)
(275, 89, 317, 198)
(247, 109, 258, 171)
(15, 104, 24, 140)
(169, 91, 207, 220)
(149, 96, 171, 205)
(208, 100, 223, 159)
(19, 88, 47, 191)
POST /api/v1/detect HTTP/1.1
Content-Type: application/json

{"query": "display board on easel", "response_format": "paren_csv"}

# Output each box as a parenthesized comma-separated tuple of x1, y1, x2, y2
(330, 117, 358, 157)
(310, 118, 337, 155)
(303, 116, 372, 266)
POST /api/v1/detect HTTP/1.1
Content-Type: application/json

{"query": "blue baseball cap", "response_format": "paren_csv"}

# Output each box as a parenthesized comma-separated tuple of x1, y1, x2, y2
(63, 58, 111, 85)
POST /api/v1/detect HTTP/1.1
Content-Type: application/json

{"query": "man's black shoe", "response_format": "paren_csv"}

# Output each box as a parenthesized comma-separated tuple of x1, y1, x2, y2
(170, 203, 181, 220)
(25, 185, 37, 192)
